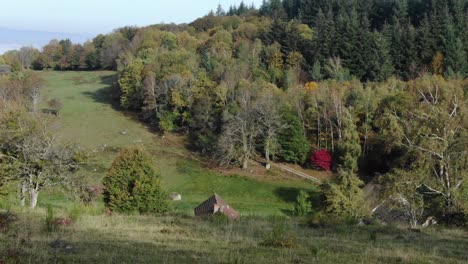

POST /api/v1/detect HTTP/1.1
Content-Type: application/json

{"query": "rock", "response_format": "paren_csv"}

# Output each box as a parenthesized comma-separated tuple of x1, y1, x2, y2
(169, 192, 182, 201)
(422, 216, 437, 227)
(265, 163, 271, 170)
(120, 131, 127, 135)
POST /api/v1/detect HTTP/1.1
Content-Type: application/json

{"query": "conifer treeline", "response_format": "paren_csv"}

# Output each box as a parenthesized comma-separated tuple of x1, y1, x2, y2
(227, 0, 468, 80)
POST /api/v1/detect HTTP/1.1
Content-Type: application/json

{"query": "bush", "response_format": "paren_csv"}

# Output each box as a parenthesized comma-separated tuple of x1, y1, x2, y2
(76, 184, 103, 206)
(103, 147, 168, 214)
(45, 205, 55, 233)
(261, 221, 297, 248)
(293, 190, 312, 217)
(310, 149, 332, 171)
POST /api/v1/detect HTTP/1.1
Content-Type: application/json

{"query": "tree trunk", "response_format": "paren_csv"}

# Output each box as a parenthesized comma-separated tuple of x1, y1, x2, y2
(20, 182, 28, 207)
(30, 189, 39, 209)
(241, 125, 249, 170)
(265, 137, 271, 166)
(242, 156, 249, 170)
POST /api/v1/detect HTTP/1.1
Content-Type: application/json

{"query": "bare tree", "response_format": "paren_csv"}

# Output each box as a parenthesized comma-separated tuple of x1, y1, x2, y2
(218, 82, 262, 170)
(18, 46, 38, 69)
(256, 88, 287, 167)
(21, 71, 44, 113)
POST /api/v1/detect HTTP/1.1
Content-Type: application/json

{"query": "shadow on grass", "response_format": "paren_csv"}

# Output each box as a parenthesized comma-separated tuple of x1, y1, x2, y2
(80, 74, 160, 134)
(274, 187, 323, 215)
(81, 74, 121, 111)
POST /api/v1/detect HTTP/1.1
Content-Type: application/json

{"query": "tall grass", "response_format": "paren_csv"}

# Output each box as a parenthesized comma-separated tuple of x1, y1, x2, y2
(1, 207, 466, 263)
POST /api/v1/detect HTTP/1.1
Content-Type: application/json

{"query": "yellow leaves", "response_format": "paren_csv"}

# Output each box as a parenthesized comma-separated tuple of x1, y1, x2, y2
(170, 91, 185, 109)
(432, 52, 444, 76)
(304, 81, 319, 92)
(296, 24, 314, 41)
(286, 52, 303, 69)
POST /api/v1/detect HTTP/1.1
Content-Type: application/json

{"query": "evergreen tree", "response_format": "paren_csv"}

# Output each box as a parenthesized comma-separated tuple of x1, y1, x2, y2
(299, 0, 331, 26)
(365, 31, 394, 81)
(103, 147, 167, 214)
(337, 111, 361, 173)
(310, 9, 336, 65)
(445, 25, 467, 76)
(335, 8, 362, 79)
(310, 60, 323, 81)
(321, 169, 366, 220)
(293, 190, 312, 216)
(283, 0, 301, 19)
(277, 108, 310, 164)
(417, 14, 435, 67)
(215, 4, 225, 16)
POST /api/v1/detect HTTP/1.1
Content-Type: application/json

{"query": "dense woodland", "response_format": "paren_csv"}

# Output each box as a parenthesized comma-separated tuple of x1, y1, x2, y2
(0, 0, 467, 226)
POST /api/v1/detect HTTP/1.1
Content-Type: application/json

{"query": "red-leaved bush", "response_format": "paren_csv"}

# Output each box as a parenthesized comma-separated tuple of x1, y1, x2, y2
(311, 149, 332, 171)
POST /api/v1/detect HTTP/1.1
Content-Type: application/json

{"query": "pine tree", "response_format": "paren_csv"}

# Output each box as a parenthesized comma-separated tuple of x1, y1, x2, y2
(335, 8, 362, 79)
(337, 111, 361, 173)
(215, 4, 225, 16)
(445, 23, 467, 76)
(310, 60, 323, 81)
(321, 169, 366, 220)
(367, 31, 394, 81)
(417, 14, 435, 67)
(277, 108, 310, 164)
(103, 147, 167, 214)
(311, 9, 336, 64)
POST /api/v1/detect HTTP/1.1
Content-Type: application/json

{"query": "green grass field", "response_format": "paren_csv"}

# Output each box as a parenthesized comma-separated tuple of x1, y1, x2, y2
(1, 71, 467, 263)
(37, 71, 318, 216)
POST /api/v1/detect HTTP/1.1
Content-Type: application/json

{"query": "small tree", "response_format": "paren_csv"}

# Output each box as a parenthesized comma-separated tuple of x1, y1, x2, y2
(336, 111, 361, 173)
(321, 169, 366, 220)
(103, 147, 167, 214)
(0, 107, 85, 208)
(311, 149, 332, 171)
(47, 98, 63, 116)
(293, 190, 312, 216)
(277, 109, 310, 164)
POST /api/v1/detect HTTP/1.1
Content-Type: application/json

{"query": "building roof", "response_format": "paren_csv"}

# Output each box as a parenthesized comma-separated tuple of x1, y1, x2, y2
(194, 193, 240, 220)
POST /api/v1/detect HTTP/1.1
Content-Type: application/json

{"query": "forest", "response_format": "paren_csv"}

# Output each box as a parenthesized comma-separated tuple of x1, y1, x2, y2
(0, 0, 467, 228)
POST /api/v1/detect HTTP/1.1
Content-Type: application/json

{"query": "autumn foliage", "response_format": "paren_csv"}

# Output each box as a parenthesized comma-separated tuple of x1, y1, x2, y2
(310, 149, 332, 171)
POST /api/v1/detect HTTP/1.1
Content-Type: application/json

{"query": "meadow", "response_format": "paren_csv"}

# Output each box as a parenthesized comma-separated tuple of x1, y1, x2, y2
(1, 71, 467, 263)
(36, 71, 319, 216)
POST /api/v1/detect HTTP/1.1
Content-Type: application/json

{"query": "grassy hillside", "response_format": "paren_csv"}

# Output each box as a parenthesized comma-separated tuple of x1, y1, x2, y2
(2, 208, 467, 264)
(38, 71, 318, 216)
(0, 71, 467, 264)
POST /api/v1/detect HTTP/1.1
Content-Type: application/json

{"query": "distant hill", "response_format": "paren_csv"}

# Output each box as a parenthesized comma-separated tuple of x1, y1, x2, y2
(0, 28, 92, 54)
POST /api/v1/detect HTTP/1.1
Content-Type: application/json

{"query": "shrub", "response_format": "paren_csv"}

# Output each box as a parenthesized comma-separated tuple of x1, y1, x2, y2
(47, 98, 63, 114)
(68, 205, 83, 221)
(293, 190, 312, 217)
(310, 149, 332, 171)
(45, 205, 55, 233)
(76, 184, 103, 206)
(261, 222, 297, 248)
(103, 147, 168, 214)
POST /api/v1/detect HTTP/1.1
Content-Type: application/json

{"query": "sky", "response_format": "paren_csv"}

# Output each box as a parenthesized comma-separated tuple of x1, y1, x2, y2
(0, 0, 263, 35)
